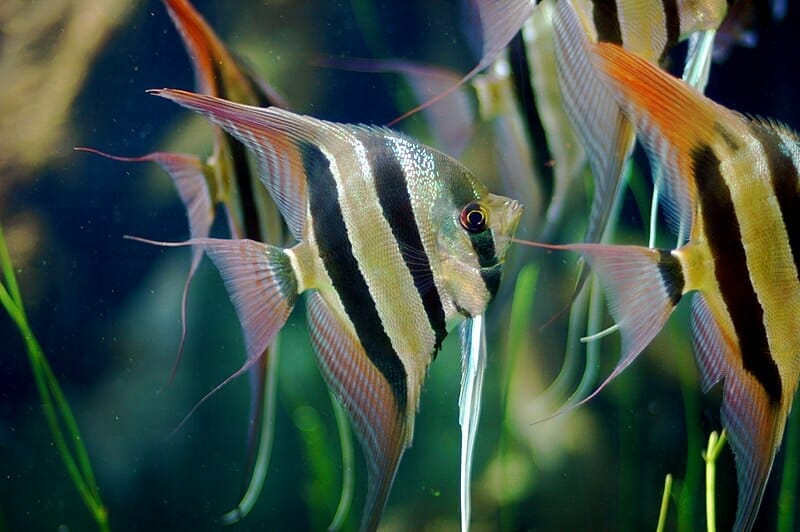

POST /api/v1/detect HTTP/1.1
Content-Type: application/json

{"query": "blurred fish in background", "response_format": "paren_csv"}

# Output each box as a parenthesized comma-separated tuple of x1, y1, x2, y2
(1, 0, 799, 531)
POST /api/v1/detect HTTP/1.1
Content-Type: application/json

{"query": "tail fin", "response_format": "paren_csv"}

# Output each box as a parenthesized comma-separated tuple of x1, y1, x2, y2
(570, 244, 684, 401)
(126, 236, 298, 427)
(515, 239, 684, 406)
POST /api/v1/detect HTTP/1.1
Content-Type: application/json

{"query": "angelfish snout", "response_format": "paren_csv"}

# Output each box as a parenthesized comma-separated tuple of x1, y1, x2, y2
(506, 199, 523, 234)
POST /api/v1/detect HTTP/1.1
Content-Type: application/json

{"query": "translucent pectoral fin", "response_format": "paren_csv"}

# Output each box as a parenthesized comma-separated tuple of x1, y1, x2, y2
(306, 291, 410, 532)
(459, 314, 487, 532)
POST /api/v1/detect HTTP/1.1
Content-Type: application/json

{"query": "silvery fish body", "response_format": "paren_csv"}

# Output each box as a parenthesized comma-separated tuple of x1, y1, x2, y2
(149, 89, 522, 531)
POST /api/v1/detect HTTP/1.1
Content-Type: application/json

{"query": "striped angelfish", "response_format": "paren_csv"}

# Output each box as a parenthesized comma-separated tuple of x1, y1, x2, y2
(79, 1, 291, 521)
(144, 89, 522, 531)
(522, 43, 800, 531)
(553, 0, 729, 245)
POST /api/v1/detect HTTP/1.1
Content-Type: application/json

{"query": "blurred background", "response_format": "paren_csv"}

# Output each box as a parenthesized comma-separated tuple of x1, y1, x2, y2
(1, 1, 798, 530)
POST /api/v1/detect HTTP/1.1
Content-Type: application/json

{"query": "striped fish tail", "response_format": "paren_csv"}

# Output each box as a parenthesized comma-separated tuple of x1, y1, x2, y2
(193, 238, 298, 368)
(545, 242, 685, 407)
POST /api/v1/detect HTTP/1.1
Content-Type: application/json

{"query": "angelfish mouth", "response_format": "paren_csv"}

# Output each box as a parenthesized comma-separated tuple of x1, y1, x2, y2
(506, 199, 523, 235)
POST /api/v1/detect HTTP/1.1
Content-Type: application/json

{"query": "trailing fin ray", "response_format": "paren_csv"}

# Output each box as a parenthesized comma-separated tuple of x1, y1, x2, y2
(76, 148, 213, 379)
(388, 0, 538, 126)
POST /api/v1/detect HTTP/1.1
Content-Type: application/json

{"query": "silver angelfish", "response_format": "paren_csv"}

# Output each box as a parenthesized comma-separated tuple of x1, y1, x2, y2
(143, 89, 522, 531)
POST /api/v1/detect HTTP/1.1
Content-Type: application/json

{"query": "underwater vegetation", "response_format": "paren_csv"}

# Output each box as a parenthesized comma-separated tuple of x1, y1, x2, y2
(2, 0, 800, 530)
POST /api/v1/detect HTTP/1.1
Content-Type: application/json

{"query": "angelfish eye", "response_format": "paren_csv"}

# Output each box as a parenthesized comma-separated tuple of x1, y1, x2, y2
(460, 202, 488, 233)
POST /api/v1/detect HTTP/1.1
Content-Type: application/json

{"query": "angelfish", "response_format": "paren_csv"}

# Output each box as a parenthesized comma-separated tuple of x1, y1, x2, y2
(553, 0, 729, 243)
(519, 43, 800, 531)
(143, 89, 522, 530)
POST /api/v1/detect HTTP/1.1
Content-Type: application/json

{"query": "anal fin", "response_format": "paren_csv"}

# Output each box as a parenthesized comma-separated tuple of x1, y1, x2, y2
(690, 294, 785, 531)
(306, 291, 409, 531)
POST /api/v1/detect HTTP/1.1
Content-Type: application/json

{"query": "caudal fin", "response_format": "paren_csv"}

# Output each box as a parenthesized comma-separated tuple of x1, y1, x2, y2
(126, 236, 298, 430)
(515, 239, 684, 408)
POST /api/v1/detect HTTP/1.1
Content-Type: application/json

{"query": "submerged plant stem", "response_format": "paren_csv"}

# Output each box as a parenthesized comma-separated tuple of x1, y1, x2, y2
(703, 430, 727, 532)
(0, 225, 109, 531)
(677, 350, 701, 532)
(499, 263, 538, 530)
(657, 474, 673, 532)
(328, 392, 354, 532)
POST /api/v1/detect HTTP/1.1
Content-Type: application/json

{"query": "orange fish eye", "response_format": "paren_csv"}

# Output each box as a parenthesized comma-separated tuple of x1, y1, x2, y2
(460, 202, 488, 233)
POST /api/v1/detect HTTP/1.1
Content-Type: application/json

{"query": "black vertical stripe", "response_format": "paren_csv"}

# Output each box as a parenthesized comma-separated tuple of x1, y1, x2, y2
(660, 0, 680, 62)
(479, 265, 502, 300)
(714, 122, 741, 151)
(657, 249, 684, 306)
(469, 230, 500, 298)
(508, 33, 555, 204)
(363, 135, 448, 352)
(749, 121, 800, 282)
(591, 0, 623, 45)
(211, 61, 263, 241)
(301, 140, 408, 412)
(692, 143, 782, 404)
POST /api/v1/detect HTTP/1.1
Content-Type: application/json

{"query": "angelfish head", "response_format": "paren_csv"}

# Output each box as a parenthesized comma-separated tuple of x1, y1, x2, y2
(436, 179, 523, 318)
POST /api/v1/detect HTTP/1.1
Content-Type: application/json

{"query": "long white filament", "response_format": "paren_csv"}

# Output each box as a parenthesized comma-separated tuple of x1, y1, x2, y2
(459, 314, 487, 532)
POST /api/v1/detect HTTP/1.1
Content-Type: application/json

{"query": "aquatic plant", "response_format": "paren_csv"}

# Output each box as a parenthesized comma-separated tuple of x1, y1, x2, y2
(0, 222, 108, 531)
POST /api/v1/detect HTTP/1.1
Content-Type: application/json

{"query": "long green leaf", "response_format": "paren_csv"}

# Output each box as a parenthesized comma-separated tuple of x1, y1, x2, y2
(0, 224, 109, 531)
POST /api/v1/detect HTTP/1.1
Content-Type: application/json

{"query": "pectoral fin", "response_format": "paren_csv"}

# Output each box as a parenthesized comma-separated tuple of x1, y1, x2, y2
(306, 291, 409, 532)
